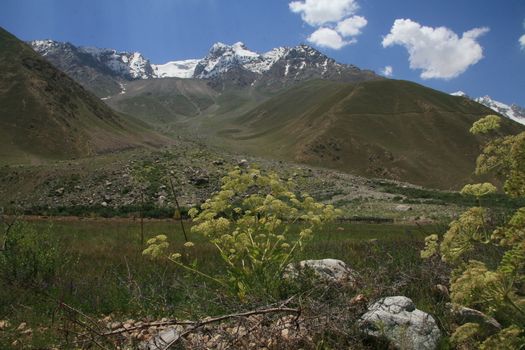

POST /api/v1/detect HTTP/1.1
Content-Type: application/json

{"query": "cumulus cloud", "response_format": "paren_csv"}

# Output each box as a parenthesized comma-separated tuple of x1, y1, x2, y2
(520, 34, 525, 50)
(381, 65, 393, 77)
(289, 0, 359, 26)
(289, 0, 367, 50)
(307, 28, 354, 49)
(382, 19, 489, 79)
(336, 15, 367, 37)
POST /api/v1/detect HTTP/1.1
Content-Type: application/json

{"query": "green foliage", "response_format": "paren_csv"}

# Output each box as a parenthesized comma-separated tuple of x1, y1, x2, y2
(476, 132, 525, 197)
(479, 325, 525, 349)
(421, 115, 525, 346)
(144, 167, 341, 300)
(0, 221, 64, 287)
(469, 115, 501, 134)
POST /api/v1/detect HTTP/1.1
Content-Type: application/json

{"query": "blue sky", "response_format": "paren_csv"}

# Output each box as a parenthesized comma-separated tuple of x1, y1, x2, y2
(1, 0, 524, 104)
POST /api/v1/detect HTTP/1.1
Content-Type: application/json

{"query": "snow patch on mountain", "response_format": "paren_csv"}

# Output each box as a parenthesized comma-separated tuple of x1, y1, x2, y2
(450, 91, 468, 97)
(152, 59, 199, 78)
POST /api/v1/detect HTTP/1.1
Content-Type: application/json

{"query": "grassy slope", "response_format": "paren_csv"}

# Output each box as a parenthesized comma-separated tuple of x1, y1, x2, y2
(86, 65, 524, 190)
(106, 78, 219, 124)
(0, 27, 170, 164)
(219, 79, 524, 189)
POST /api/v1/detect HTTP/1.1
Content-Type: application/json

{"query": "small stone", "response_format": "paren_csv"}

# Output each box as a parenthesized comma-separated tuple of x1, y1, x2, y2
(432, 284, 450, 300)
(110, 322, 122, 330)
(284, 258, 359, 286)
(238, 159, 249, 168)
(350, 294, 368, 306)
(16, 322, 26, 331)
(395, 204, 413, 211)
(21, 328, 32, 335)
(101, 201, 108, 207)
(0, 320, 10, 329)
(281, 328, 289, 339)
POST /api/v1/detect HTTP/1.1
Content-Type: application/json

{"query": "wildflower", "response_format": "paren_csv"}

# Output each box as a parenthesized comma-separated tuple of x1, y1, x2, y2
(184, 241, 195, 248)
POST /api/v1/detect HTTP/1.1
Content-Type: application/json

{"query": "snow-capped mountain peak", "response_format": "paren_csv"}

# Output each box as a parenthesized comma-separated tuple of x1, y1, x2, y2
(29, 39, 155, 80)
(29, 39, 379, 90)
(78, 46, 153, 79)
(451, 91, 525, 126)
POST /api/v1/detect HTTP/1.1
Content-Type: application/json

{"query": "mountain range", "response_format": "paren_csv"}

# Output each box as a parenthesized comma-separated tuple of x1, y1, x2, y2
(29, 39, 379, 96)
(2, 27, 523, 189)
(451, 91, 525, 126)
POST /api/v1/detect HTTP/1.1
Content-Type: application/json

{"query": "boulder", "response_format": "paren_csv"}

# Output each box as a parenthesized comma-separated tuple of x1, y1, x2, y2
(448, 304, 501, 335)
(359, 296, 441, 350)
(284, 258, 358, 286)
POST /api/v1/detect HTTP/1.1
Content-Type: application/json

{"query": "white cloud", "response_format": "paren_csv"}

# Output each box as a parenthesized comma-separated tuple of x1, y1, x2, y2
(308, 27, 354, 49)
(289, 0, 359, 26)
(336, 15, 367, 37)
(289, 0, 366, 50)
(381, 65, 393, 77)
(520, 34, 525, 50)
(382, 19, 489, 79)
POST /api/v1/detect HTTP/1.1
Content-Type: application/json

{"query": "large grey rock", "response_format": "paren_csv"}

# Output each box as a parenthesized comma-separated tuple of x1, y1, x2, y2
(284, 258, 358, 285)
(359, 296, 441, 350)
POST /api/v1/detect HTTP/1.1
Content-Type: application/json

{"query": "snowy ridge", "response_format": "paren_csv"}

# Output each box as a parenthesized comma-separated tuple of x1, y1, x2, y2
(193, 42, 288, 78)
(29, 39, 373, 85)
(475, 96, 525, 126)
(78, 47, 153, 79)
(451, 91, 525, 126)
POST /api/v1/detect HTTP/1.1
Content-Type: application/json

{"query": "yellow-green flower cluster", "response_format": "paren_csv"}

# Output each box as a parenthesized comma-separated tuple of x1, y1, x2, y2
(142, 235, 169, 258)
(440, 207, 488, 263)
(469, 114, 501, 134)
(460, 183, 497, 197)
(188, 167, 341, 290)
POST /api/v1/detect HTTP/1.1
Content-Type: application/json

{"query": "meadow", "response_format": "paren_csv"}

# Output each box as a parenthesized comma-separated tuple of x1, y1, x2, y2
(0, 217, 452, 348)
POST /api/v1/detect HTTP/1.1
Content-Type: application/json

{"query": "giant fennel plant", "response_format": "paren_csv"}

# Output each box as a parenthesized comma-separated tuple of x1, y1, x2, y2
(421, 115, 525, 348)
(144, 166, 340, 300)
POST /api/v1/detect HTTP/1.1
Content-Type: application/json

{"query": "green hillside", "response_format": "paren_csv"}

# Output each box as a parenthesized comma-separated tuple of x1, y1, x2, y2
(0, 27, 169, 164)
(218, 79, 523, 189)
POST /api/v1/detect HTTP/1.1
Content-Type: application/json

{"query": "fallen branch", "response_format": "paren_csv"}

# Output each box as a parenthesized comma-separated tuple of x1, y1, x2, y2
(164, 306, 301, 349)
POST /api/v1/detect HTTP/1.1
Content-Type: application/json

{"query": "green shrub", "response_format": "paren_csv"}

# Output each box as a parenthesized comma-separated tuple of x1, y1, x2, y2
(0, 221, 64, 287)
(421, 115, 525, 348)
